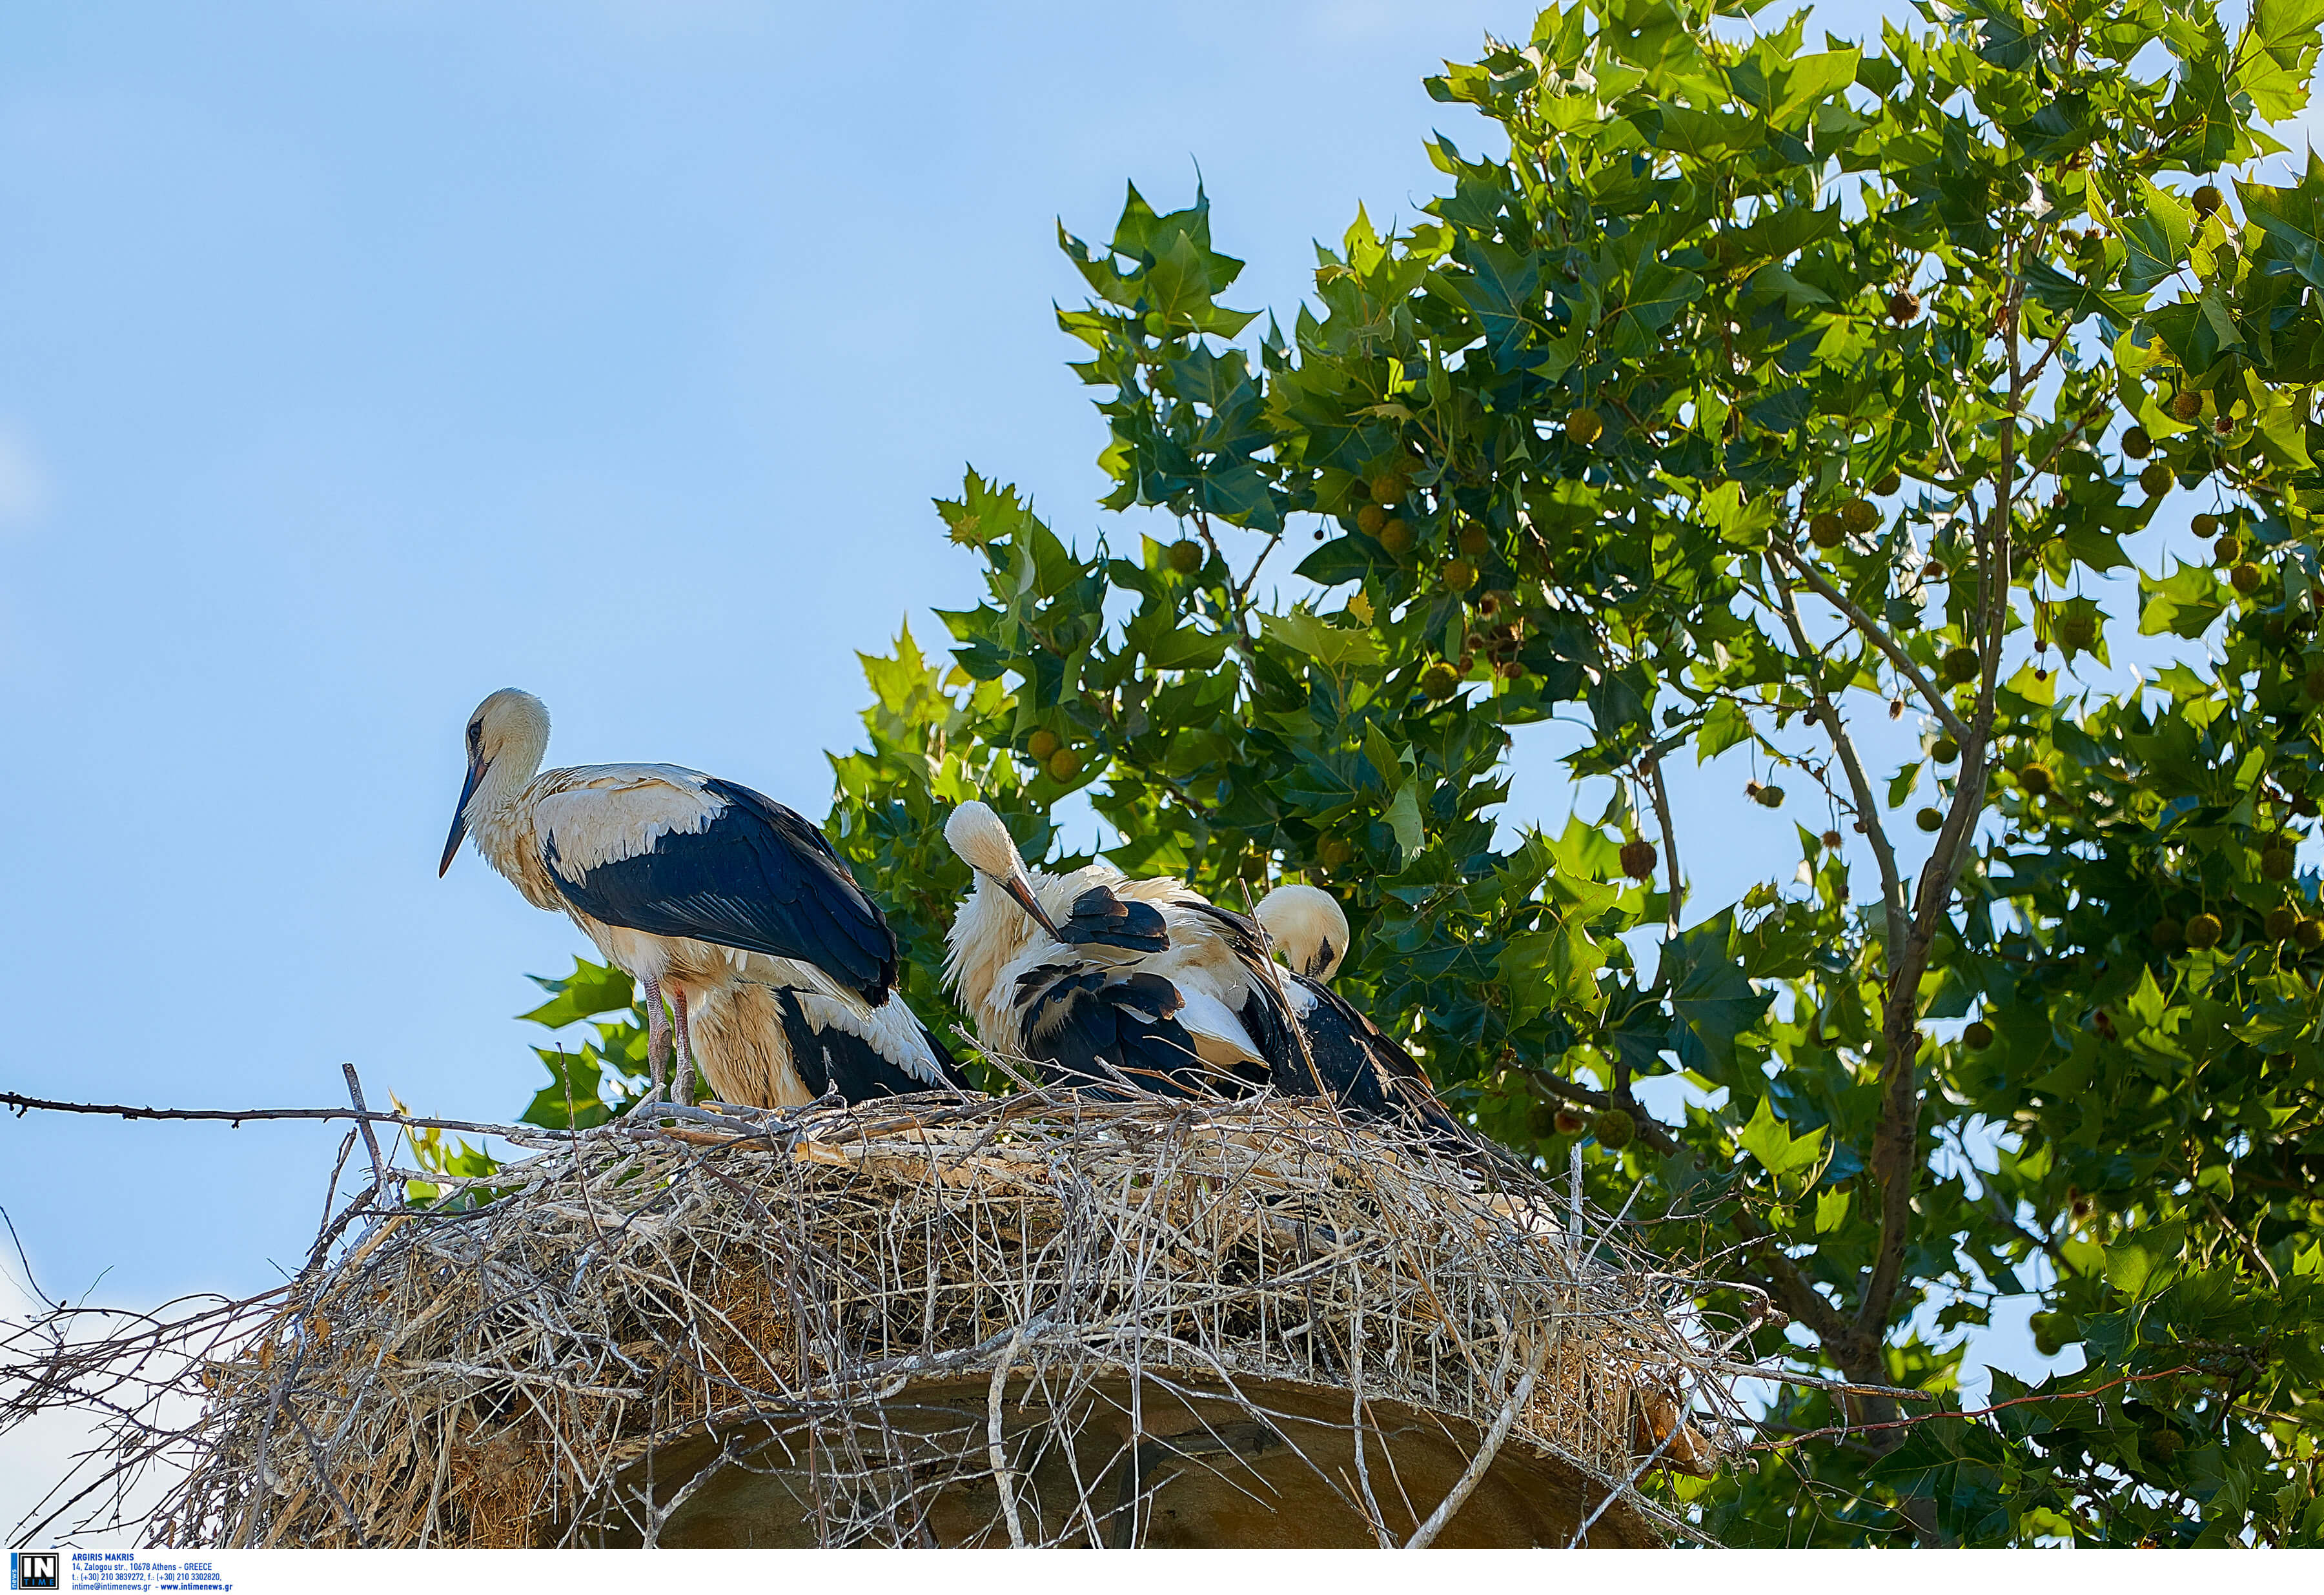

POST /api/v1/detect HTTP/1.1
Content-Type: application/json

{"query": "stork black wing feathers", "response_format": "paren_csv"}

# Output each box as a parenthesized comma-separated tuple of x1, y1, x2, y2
(1281, 973, 1471, 1147)
(1053, 885, 1170, 952)
(1016, 967, 1214, 1099)
(770, 987, 971, 1102)
(545, 778, 897, 1004)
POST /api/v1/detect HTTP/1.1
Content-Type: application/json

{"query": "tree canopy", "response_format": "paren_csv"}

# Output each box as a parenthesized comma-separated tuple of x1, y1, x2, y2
(504, 0, 2324, 1547)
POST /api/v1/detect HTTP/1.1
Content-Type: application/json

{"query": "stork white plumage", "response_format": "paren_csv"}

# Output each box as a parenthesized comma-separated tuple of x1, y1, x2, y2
(941, 801, 1294, 1097)
(1254, 884, 1349, 981)
(440, 689, 967, 1106)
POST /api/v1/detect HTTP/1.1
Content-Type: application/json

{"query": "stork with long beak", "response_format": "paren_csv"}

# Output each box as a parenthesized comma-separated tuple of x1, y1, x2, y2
(440, 689, 968, 1105)
(942, 801, 1294, 1097)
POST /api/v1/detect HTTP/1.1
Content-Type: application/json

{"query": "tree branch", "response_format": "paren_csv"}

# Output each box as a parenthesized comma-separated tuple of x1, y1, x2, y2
(1520, 1072, 1680, 1157)
(0, 1090, 558, 1142)
(1771, 573, 1908, 955)
(1766, 542, 1975, 749)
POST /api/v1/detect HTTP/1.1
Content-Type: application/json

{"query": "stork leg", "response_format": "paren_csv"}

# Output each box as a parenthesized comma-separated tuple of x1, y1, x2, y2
(673, 989, 697, 1108)
(643, 975, 670, 1102)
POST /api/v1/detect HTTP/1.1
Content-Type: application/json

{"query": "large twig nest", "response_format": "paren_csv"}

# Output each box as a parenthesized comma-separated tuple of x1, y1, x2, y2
(151, 1093, 1733, 1548)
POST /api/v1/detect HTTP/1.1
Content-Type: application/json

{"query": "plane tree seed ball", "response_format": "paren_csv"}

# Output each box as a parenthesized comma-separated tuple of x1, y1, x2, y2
(1026, 729, 1059, 761)
(1917, 806, 1944, 832)
(2194, 183, 2224, 214)
(1873, 471, 1902, 496)
(1167, 539, 1204, 574)
(1888, 289, 1921, 321)
(1565, 408, 1604, 446)
(1314, 837, 1354, 868)
(2215, 536, 2245, 565)
(1441, 557, 1478, 593)
(1419, 660, 1461, 698)
(2121, 426, 2153, 458)
(1552, 1109, 1585, 1137)
(1933, 736, 1960, 763)
(2299, 919, 2324, 950)
(2192, 512, 2221, 538)
(1356, 503, 1388, 537)
(1840, 497, 1880, 534)
(1593, 1108, 1636, 1149)
(2019, 762, 2054, 795)
(1820, 828, 1844, 848)
(2261, 844, 2297, 880)
(1619, 838, 1658, 880)
(1755, 785, 1785, 808)
(1371, 476, 1405, 505)
(1809, 511, 1844, 548)
(2141, 462, 2174, 496)
(1942, 646, 1981, 684)
(2185, 911, 2224, 948)
(1380, 519, 1415, 556)
(2171, 390, 2204, 421)
(2234, 562, 2264, 594)
(1046, 747, 1085, 782)
(2151, 917, 2185, 950)
(1964, 1020, 1995, 1049)
(2267, 906, 2299, 940)
(1458, 522, 1490, 556)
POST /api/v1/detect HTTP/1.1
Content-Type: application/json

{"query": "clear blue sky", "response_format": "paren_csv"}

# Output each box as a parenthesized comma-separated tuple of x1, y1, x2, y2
(0, 0, 2298, 1448)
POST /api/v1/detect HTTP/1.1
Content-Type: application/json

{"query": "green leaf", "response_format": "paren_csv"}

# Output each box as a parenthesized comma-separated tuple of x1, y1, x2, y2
(1385, 781, 1425, 864)
(2139, 561, 2228, 640)
(2237, 0, 2324, 119)
(1261, 607, 1382, 667)
(2121, 179, 2196, 294)
(1815, 1184, 1853, 1233)
(1661, 912, 1771, 1074)
(520, 959, 637, 1030)
(2104, 1221, 2186, 1303)
(1738, 1093, 1826, 1177)
(1500, 916, 1605, 1024)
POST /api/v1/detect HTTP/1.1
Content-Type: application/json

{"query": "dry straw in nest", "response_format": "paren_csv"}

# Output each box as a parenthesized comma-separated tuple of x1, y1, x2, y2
(10, 1091, 1746, 1549)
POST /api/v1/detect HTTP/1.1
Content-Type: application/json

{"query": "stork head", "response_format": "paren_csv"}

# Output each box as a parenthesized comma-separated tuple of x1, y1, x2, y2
(944, 800, 1058, 937)
(1256, 883, 1349, 981)
(440, 689, 551, 875)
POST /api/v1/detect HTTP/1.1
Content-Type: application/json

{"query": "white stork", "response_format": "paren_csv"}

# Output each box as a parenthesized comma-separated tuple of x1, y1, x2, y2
(1254, 884, 1348, 981)
(440, 689, 967, 1106)
(941, 802, 1294, 1097)
(1252, 882, 1469, 1145)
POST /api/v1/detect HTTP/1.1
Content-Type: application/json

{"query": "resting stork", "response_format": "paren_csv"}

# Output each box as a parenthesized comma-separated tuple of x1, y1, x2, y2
(1254, 883, 1467, 1144)
(941, 804, 1453, 1133)
(942, 802, 1294, 1097)
(440, 689, 966, 1105)
(1253, 883, 1348, 980)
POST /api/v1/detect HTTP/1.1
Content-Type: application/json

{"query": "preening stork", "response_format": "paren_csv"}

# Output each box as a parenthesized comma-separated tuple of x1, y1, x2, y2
(440, 689, 967, 1106)
(942, 802, 1296, 1098)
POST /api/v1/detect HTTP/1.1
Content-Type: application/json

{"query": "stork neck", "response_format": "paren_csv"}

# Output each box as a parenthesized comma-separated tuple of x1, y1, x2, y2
(473, 754, 539, 822)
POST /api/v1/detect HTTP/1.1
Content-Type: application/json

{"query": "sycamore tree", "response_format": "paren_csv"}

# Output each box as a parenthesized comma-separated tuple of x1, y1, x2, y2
(509, 0, 2324, 1547)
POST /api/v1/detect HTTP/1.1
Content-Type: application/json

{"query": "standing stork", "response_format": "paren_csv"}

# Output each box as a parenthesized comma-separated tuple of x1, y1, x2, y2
(440, 689, 967, 1105)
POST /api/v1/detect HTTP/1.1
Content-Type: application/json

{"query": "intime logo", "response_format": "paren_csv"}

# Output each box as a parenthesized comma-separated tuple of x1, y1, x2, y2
(8, 1552, 59, 1592)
